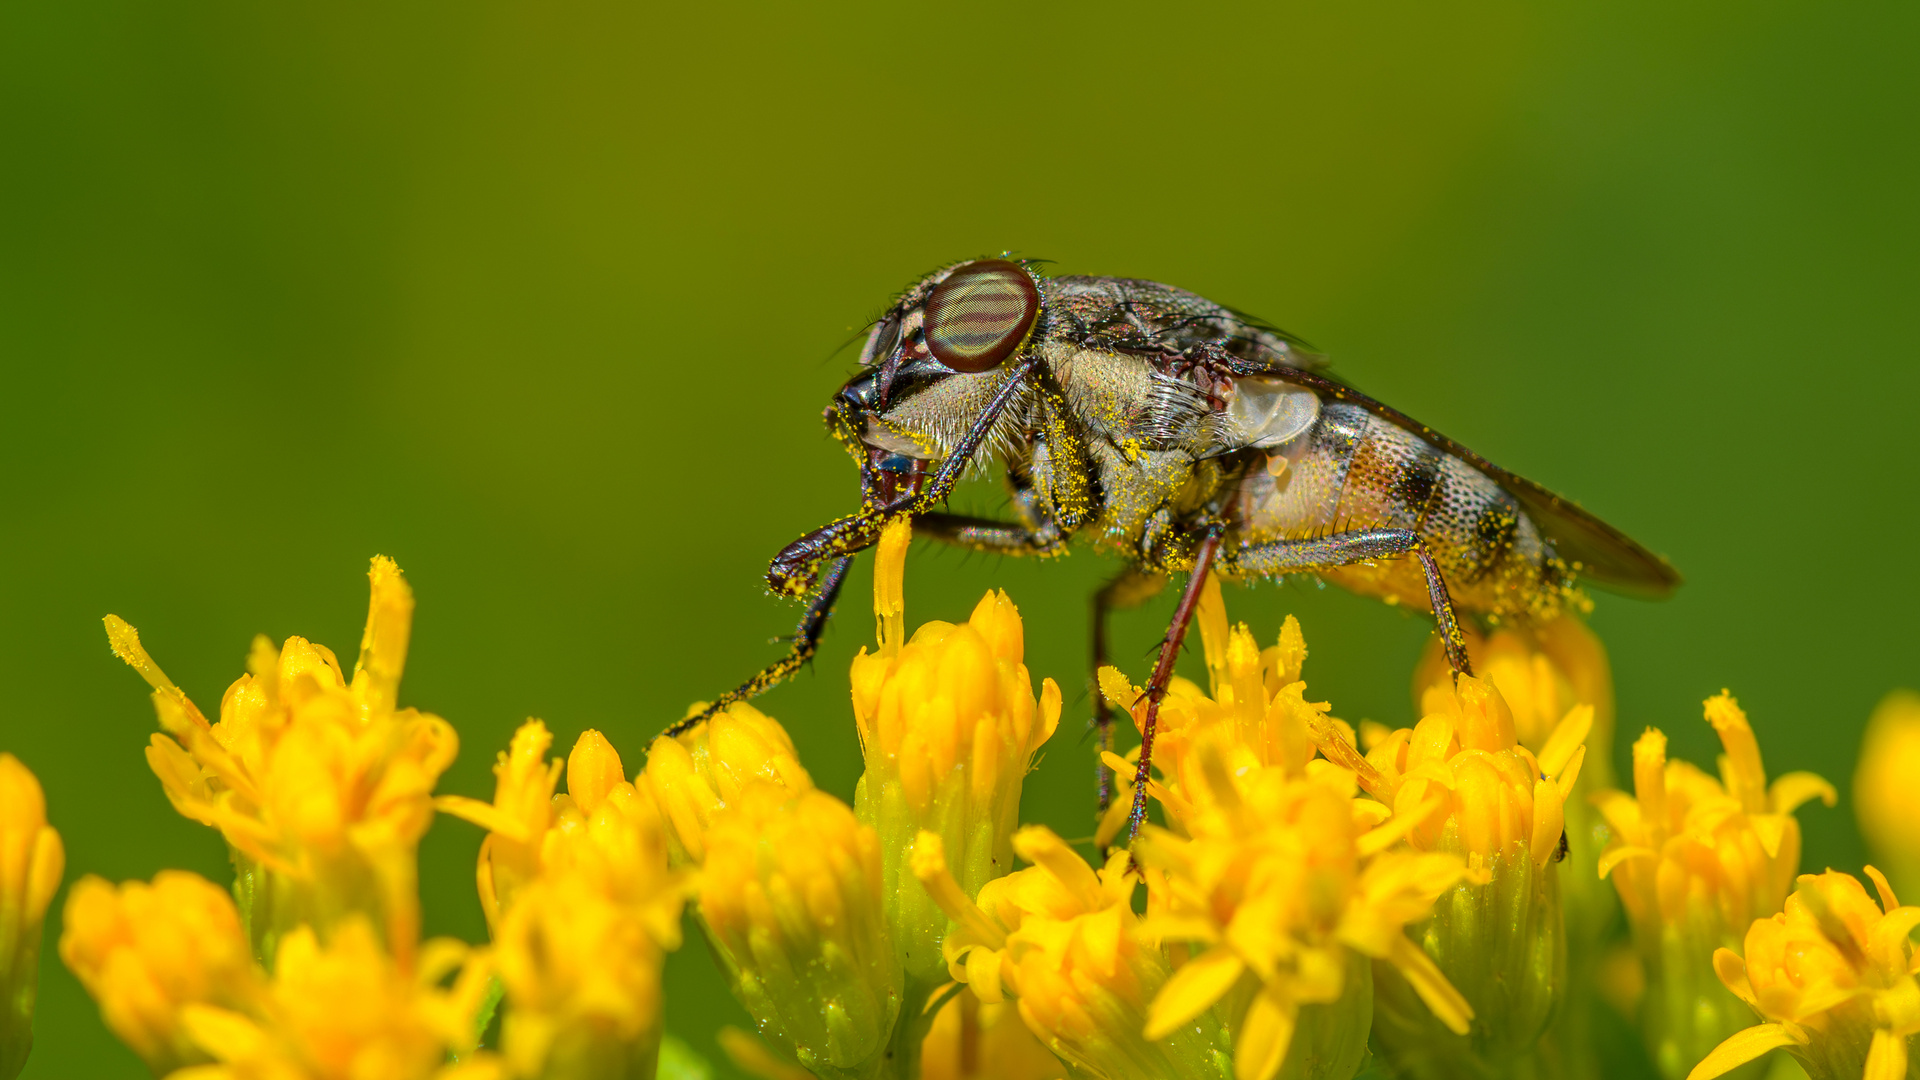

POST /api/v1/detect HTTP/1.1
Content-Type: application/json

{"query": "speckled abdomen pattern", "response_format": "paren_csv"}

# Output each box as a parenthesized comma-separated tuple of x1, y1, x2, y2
(1235, 402, 1563, 618)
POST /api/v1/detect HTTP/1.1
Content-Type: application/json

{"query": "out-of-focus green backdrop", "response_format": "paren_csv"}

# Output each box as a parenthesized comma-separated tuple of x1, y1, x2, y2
(3, 1, 1915, 1075)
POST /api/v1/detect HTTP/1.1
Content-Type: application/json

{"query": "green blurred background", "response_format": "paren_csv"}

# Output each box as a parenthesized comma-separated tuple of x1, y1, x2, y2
(3, 1, 1916, 1075)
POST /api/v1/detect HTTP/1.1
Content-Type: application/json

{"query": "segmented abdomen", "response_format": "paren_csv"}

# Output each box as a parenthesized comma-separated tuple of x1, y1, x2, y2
(1233, 401, 1566, 618)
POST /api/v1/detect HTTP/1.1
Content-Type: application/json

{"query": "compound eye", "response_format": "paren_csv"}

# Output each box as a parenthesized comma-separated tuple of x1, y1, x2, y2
(923, 259, 1039, 373)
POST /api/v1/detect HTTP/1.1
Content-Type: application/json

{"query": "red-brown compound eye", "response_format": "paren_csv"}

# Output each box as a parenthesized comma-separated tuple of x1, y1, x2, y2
(922, 259, 1040, 373)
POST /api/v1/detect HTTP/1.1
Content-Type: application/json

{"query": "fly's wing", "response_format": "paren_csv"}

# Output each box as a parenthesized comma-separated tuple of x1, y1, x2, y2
(1492, 472, 1681, 598)
(1233, 361, 1682, 598)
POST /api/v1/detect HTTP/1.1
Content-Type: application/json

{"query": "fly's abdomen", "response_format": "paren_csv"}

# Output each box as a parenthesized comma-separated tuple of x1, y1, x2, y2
(1235, 402, 1565, 617)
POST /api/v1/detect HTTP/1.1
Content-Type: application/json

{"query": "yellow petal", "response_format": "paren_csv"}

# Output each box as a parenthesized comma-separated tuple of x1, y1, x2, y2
(1358, 799, 1441, 857)
(717, 1025, 816, 1080)
(1867, 1027, 1910, 1080)
(1388, 935, 1472, 1034)
(1530, 777, 1565, 867)
(1713, 948, 1759, 1008)
(433, 795, 531, 841)
(1868, 865, 1902, 913)
(565, 729, 625, 815)
(1751, 813, 1787, 860)
(1597, 845, 1657, 880)
(1144, 945, 1245, 1039)
(1537, 704, 1592, 777)
(873, 516, 910, 653)
(1555, 744, 1587, 799)
(1233, 984, 1299, 1080)
(1098, 667, 1142, 712)
(911, 832, 1006, 949)
(1684, 1023, 1805, 1080)
(352, 555, 414, 717)
(1770, 771, 1837, 816)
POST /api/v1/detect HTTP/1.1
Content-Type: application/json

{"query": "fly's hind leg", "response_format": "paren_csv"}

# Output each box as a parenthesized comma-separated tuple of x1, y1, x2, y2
(1092, 568, 1167, 820)
(1234, 528, 1474, 678)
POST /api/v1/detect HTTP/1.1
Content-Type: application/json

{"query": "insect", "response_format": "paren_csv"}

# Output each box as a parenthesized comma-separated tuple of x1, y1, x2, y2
(670, 257, 1680, 843)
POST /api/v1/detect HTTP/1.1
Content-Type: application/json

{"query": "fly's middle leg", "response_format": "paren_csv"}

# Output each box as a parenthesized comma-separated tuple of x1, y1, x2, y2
(1091, 568, 1167, 823)
(1124, 526, 1225, 846)
(1233, 528, 1475, 679)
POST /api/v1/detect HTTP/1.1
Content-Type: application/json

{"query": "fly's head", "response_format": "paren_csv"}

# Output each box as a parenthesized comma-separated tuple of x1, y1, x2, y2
(766, 258, 1047, 599)
(827, 257, 1047, 509)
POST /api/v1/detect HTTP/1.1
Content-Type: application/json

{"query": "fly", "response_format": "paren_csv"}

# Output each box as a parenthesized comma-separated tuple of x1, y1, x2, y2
(667, 258, 1681, 845)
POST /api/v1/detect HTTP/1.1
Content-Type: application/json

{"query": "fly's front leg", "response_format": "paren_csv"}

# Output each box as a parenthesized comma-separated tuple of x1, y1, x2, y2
(768, 355, 1040, 598)
(1234, 528, 1475, 678)
(1092, 568, 1166, 820)
(1124, 525, 1226, 845)
(661, 554, 855, 739)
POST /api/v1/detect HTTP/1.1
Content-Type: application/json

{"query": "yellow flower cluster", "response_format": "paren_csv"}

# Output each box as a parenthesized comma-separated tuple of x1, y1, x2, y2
(19, 541, 1908, 1080)
(1084, 579, 1474, 1080)
(916, 826, 1228, 1080)
(440, 723, 690, 1078)
(1593, 694, 1836, 1077)
(1691, 868, 1920, 1080)
(104, 557, 454, 967)
(64, 558, 696, 1080)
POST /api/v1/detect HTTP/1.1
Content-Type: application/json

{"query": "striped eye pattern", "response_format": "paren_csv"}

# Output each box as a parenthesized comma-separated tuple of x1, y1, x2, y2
(923, 259, 1039, 373)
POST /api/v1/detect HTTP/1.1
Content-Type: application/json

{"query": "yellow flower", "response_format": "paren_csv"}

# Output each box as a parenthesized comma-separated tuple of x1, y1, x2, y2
(849, 517, 1060, 985)
(920, 987, 1066, 1080)
(59, 871, 255, 1074)
(915, 826, 1232, 1080)
(1690, 868, 1920, 1080)
(172, 917, 496, 1080)
(699, 782, 901, 1075)
(1131, 745, 1470, 1080)
(434, 720, 562, 933)
(0, 755, 63, 1078)
(1411, 615, 1614, 779)
(493, 873, 665, 1080)
(1410, 613, 1624, 1080)
(104, 557, 457, 967)
(445, 727, 690, 1080)
(1594, 695, 1836, 1078)
(641, 701, 812, 867)
(1362, 674, 1590, 1073)
(1094, 578, 1365, 847)
(1855, 689, 1920, 903)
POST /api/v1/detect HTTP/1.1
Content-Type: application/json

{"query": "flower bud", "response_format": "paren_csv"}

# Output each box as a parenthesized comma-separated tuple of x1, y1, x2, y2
(1854, 689, 1920, 903)
(641, 701, 811, 867)
(1412, 615, 1613, 779)
(1364, 675, 1589, 1075)
(700, 783, 901, 1075)
(849, 517, 1059, 985)
(566, 730, 626, 817)
(0, 754, 62, 1079)
(59, 871, 254, 1074)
